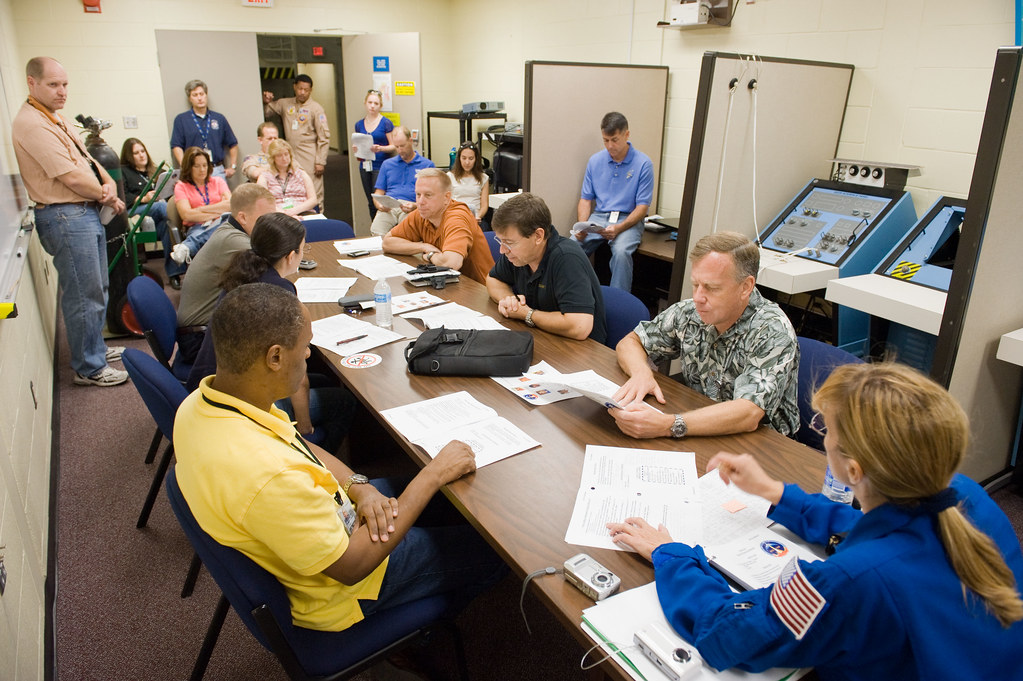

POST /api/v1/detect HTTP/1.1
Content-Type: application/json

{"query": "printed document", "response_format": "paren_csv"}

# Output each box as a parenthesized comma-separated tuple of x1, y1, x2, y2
(310, 312, 406, 356)
(565, 446, 700, 550)
(380, 391, 541, 467)
(351, 132, 375, 161)
(334, 236, 383, 255)
(294, 277, 357, 303)
(336, 254, 410, 279)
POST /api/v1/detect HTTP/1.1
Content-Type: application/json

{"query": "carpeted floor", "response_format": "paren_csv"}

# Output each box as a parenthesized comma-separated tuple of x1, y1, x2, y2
(50, 261, 1023, 680)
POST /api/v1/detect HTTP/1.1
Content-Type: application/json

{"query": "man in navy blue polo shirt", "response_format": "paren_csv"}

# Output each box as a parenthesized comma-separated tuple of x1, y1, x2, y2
(487, 193, 606, 343)
(575, 112, 654, 292)
(370, 126, 435, 235)
(171, 79, 239, 180)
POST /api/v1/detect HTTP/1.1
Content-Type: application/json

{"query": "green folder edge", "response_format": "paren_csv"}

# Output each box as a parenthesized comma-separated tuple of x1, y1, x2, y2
(580, 615, 801, 681)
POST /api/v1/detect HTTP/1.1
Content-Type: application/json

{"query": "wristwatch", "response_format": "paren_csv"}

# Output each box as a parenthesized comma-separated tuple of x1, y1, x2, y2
(424, 251, 433, 263)
(670, 413, 688, 439)
(524, 308, 536, 327)
(230, 163, 237, 169)
(342, 473, 369, 496)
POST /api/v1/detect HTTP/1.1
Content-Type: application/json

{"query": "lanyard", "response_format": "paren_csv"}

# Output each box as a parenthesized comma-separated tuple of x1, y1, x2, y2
(200, 393, 343, 505)
(27, 96, 103, 183)
(196, 181, 210, 205)
(190, 110, 211, 149)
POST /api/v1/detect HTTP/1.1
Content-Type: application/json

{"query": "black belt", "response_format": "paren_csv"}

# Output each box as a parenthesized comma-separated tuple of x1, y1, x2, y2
(35, 200, 99, 210)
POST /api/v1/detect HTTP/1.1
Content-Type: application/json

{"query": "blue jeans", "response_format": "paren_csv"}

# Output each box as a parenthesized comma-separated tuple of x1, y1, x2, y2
(34, 203, 110, 377)
(359, 478, 507, 615)
(579, 211, 643, 292)
(179, 214, 227, 260)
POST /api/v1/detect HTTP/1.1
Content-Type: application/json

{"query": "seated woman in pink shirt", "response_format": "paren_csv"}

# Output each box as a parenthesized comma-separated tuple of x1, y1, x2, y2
(257, 139, 318, 216)
(169, 147, 232, 286)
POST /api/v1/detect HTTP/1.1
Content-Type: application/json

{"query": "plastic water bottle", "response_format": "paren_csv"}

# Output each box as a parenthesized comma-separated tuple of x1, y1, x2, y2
(449, 146, 457, 169)
(821, 464, 854, 504)
(373, 279, 392, 329)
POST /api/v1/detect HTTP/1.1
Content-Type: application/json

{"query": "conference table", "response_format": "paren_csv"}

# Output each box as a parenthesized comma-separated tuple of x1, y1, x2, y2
(300, 240, 826, 679)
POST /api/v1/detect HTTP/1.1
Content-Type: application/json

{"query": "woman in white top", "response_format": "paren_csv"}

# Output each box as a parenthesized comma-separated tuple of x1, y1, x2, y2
(257, 139, 318, 216)
(447, 141, 489, 224)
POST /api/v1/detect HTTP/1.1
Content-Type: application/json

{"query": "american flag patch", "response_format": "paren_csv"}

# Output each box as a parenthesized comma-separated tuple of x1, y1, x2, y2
(769, 557, 825, 640)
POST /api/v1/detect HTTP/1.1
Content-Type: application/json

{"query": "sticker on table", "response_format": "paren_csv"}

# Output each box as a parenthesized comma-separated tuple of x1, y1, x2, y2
(341, 353, 381, 369)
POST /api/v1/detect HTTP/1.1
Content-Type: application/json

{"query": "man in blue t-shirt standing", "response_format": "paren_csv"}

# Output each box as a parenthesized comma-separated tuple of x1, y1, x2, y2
(171, 79, 239, 181)
(370, 126, 435, 235)
(575, 112, 654, 292)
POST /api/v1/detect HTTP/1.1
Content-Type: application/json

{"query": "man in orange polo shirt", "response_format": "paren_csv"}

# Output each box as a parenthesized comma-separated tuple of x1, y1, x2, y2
(12, 56, 128, 387)
(382, 168, 495, 285)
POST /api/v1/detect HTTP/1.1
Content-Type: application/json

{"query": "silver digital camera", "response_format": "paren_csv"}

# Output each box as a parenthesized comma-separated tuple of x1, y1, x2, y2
(563, 553, 621, 601)
(633, 623, 703, 681)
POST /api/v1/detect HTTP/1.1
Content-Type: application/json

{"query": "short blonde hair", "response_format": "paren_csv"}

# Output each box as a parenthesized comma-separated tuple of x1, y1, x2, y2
(415, 167, 452, 192)
(689, 231, 759, 282)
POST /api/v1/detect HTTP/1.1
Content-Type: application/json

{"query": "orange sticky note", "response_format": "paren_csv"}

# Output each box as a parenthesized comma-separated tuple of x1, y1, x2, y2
(722, 499, 746, 513)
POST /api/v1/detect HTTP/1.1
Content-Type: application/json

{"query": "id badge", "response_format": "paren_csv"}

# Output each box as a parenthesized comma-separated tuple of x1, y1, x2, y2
(292, 120, 300, 131)
(337, 496, 357, 535)
(362, 160, 372, 172)
(203, 146, 211, 157)
(610, 210, 621, 224)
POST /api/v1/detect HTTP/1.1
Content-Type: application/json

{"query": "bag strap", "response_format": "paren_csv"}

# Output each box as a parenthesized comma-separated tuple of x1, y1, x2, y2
(404, 327, 465, 363)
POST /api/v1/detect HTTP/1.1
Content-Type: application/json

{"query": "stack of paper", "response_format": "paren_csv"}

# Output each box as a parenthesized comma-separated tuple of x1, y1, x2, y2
(337, 254, 411, 279)
(401, 302, 506, 330)
(491, 362, 630, 408)
(310, 312, 406, 356)
(380, 391, 540, 467)
(295, 277, 357, 303)
(334, 236, 383, 255)
(391, 291, 445, 315)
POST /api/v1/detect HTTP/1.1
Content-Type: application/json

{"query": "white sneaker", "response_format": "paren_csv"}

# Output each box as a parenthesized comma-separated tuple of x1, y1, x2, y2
(105, 346, 125, 363)
(74, 366, 129, 387)
(171, 244, 191, 264)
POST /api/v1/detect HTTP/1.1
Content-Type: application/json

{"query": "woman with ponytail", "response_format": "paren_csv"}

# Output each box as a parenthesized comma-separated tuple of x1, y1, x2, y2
(609, 362, 1023, 680)
(187, 213, 355, 453)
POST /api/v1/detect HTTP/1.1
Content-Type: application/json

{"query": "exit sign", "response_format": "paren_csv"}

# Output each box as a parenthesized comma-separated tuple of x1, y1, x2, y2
(241, 0, 274, 7)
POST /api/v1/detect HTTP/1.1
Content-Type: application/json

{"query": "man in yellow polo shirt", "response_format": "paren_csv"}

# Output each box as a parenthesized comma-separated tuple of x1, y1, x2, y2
(174, 283, 504, 631)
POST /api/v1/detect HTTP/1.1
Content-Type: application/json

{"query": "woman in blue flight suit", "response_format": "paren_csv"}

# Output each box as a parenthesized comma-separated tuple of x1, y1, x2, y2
(608, 362, 1023, 681)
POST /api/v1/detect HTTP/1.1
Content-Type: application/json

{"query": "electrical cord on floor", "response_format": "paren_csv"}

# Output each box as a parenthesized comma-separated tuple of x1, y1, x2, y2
(519, 566, 559, 635)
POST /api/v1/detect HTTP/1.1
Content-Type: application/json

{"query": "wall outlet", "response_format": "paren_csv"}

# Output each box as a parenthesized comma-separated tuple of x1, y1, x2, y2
(123, 115, 138, 129)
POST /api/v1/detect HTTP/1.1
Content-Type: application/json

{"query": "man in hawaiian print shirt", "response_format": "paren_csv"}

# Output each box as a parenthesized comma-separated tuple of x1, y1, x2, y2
(610, 232, 799, 440)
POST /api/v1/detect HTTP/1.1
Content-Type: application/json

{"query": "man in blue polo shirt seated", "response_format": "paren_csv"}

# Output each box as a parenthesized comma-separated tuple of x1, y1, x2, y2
(574, 111, 654, 292)
(487, 193, 607, 343)
(370, 126, 435, 235)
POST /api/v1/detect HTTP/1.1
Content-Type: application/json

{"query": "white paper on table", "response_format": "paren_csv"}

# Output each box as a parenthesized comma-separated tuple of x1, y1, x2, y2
(401, 302, 481, 326)
(335, 254, 410, 279)
(414, 415, 542, 468)
(391, 291, 445, 315)
(379, 391, 497, 442)
(351, 132, 375, 160)
(581, 583, 804, 681)
(334, 236, 383, 254)
(299, 213, 326, 221)
(294, 277, 357, 303)
(705, 525, 821, 591)
(424, 316, 506, 331)
(547, 370, 625, 409)
(490, 361, 581, 405)
(565, 446, 700, 550)
(310, 312, 406, 356)
(695, 468, 773, 546)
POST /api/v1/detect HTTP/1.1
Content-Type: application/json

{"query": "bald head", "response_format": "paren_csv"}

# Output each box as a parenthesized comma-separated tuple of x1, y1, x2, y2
(26, 57, 68, 113)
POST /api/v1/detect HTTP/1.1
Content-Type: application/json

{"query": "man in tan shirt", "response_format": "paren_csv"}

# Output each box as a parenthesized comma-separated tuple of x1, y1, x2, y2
(263, 75, 330, 207)
(382, 168, 495, 285)
(12, 56, 128, 387)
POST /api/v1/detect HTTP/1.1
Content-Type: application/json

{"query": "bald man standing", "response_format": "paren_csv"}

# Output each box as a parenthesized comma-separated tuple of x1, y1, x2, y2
(12, 56, 128, 387)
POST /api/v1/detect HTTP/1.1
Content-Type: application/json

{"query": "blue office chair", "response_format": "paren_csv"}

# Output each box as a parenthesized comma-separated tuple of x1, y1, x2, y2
(126, 275, 194, 382)
(796, 336, 864, 450)
(601, 285, 650, 349)
(122, 348, 189, 528)
(484, 230, 502, 262)
(164, 467, 470, 681)
(304, 218, 355, 243)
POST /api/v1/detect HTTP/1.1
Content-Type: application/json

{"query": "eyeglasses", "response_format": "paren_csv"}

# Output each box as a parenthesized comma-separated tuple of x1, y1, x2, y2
(809, 412, 827, 436)
(459, 141, 477, 150)
(492, 236, 521, 249)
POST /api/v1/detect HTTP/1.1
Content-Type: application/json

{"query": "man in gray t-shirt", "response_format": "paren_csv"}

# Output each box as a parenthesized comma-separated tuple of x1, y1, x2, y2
(176, 184, 276, 362)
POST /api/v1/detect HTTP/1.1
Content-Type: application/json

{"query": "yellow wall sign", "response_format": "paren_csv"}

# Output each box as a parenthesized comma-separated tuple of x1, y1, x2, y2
(395, 81, 416, 96)
(381, 112, 401, 126)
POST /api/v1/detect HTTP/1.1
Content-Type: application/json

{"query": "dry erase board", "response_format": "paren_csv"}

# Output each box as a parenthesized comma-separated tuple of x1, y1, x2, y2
(523, 61, 668, 233)
(669, 52, 853, 302)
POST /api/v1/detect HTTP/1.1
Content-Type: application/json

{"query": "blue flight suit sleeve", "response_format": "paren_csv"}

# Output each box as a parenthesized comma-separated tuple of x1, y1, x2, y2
(768, 484, 861, 545)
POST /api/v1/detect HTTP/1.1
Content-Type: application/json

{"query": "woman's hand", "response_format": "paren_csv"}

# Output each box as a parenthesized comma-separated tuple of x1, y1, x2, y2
(706, 452, 785, 505)
(607, 517, 674, 562)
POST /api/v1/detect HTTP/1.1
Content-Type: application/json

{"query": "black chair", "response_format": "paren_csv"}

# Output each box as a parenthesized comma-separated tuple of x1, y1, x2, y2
(601, 285, 650, 349)
(796, 336, 864, 450)
(164, 468, 470, 681)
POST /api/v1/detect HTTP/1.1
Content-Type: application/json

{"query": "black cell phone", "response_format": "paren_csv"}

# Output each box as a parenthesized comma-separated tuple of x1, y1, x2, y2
(347, 250, 370, 258)
(338, 293, 374, 307)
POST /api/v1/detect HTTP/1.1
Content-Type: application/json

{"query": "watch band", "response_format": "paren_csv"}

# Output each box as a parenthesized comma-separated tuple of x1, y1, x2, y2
(342, 473, 369, 496)
(424, 251, 433, 263)
(670, 413, 688, 439)
(525, 308, 536, 327)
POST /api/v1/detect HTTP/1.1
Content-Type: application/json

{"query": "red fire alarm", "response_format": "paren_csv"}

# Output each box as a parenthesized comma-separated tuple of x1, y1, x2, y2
(83, 0, 101, 12)
(312, 46, 324, 57)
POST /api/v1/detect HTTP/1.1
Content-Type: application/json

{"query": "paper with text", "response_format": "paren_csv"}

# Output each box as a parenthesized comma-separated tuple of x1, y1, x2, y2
(310, 312, 406, 356)
(334, 236, 383, 254)
(294, 277, 357, 303)
(336, 254, 410, 279)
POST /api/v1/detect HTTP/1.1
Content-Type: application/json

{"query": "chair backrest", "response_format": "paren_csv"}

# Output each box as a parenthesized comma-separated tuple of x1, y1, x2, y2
(601, 285, 650, 349)
(303, 218, 355, 243)
(484, 230, 502, 262)
(126, 275, 179, 368)
(796, 336, 864, 450)
(122, 348, 189, 440)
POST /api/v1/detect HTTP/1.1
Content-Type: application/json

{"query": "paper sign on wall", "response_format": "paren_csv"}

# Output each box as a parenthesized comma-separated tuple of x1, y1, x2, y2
(373, 56, 389, 72)
(395, 81, 415, 96)
(373, 73, 393, 111)
(381, 112, 401, 126)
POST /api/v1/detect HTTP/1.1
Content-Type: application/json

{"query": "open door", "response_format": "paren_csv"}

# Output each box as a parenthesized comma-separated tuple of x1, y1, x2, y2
(342, 33, 423, 235)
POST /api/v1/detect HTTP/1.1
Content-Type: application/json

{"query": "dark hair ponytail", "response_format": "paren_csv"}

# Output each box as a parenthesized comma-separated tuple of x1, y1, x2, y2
(219, 213, 305, 291)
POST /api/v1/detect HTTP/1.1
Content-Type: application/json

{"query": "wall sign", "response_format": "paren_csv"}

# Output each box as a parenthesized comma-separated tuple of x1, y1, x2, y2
(241, 0, 274, 6)
(395, 81, 415, 96)
(373, 56, 390, 72)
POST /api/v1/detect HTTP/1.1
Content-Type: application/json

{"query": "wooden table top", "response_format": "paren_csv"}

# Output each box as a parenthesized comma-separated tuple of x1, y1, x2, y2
(301, 241, 826, 675)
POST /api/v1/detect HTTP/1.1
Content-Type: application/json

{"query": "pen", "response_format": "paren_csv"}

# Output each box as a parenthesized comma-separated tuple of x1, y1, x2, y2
(336, 334, 368, 345)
